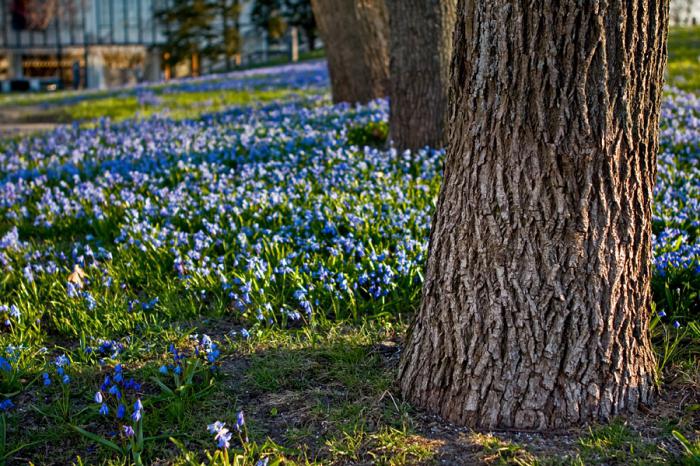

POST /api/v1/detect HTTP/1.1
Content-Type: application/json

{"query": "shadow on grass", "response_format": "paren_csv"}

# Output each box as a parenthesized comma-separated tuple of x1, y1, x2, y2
(5, 320, 699, 465)
(219, 326, 700, 465)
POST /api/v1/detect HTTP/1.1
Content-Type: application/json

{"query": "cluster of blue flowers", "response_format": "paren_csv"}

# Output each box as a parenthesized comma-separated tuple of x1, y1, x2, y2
(654, 89, 700, 278)
(0, 304, 20, 328)
(207, 411, 246, 449)
(85, 338, 126, 359)
(42, 354, 71, 385)
(0, 351, 15, 412)
(93, 364, 143, 434)
(159, 334, 221, 376)
(0, 83, 439, 332)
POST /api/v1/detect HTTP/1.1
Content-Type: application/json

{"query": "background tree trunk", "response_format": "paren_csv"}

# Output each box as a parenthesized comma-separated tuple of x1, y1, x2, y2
(399, 0, 668, 430)
(311, 0, 389, 104)
(304, 26, 316, 51)
(387, 0, 456, 150)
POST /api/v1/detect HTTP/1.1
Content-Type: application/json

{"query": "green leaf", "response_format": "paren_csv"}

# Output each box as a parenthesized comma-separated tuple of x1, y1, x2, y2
(70, 425, 124, 454)
(1, 439, 46, 461)
(151, 376, 175, 395)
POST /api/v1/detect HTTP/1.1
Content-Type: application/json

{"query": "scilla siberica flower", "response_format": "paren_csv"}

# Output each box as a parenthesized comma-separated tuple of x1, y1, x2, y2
(235, 411, 245, 432)
(208, 421, 232, 449)
(207, 421, 225, 434)
(108, 384, 121, 399)
(132, 399, 143, 422)
(117, 403, 126, 419)
(0, 357, 11, 372)
(0, 399, 14, 411)
(216, 428, 232, 449)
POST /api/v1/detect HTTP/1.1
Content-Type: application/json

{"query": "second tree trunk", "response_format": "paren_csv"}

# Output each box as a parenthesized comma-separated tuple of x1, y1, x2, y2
(311, 0, 389, 104)
(387, 0, 456, 150)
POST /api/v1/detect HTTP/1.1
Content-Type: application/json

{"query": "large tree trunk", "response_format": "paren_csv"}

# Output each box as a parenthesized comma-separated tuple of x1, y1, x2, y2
(399, 0, 668, 430)
(311, 0, 389, 104)
(387, 0, 456, 150)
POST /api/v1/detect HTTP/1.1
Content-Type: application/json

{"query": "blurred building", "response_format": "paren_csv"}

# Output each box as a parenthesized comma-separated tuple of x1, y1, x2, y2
(0, 0, 169, 91)
(671, 0, 700, 25)
(0, 0, 312, 92)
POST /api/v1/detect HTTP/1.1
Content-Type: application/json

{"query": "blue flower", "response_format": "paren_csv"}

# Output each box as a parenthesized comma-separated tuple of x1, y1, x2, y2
(0, 399, 14, 412)
(235, 410, 245, 431)
(123, 425, 135, 437)
(117, 404, 126, 419)
(101, 375, 111, 391)
(124, 378, 141, 391)
(159, 365, 168, 375)
(207, 350, 220, 363)
(99, 403, 109, 415)
(132, 399, 143, 422)
(66, 282, 80, 298)
(0, 357, 11, 372)
(55, 355, 70, 367)
(215, 428, 232, 449)
(83, 292, 97, 311)
(42, 372, 51, 386)
(109, 385, 122, 400)
(674, 321, 681, 329)
(208, 421, 226, 434)
(94, 391, 103, 403)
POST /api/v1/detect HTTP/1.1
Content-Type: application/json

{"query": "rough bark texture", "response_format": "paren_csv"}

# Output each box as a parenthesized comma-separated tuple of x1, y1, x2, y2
(311, 0, 389, 104)
(399, 0, 668, 430)
(387, 0, 456, 150)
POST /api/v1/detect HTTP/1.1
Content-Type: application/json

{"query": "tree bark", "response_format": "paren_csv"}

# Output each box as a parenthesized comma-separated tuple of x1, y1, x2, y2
(387, 0, 456, 150)
(311, 0, 389, 104)
(399, 0, 668, 430)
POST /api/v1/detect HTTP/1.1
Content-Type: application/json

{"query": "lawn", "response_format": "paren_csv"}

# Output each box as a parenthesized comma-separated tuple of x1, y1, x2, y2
(668, 26, 700, 91)
(0, 30, 698, 466)
(0, 61, 328, 125)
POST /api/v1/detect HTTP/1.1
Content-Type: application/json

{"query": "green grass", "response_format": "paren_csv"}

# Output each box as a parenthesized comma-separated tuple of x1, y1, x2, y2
(19, 313, 692, 465)
(61, 88, 302, 123)
(578, 420, 669, 464)
(4, 320, 433, 465)
(667, 26, 700, 91)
